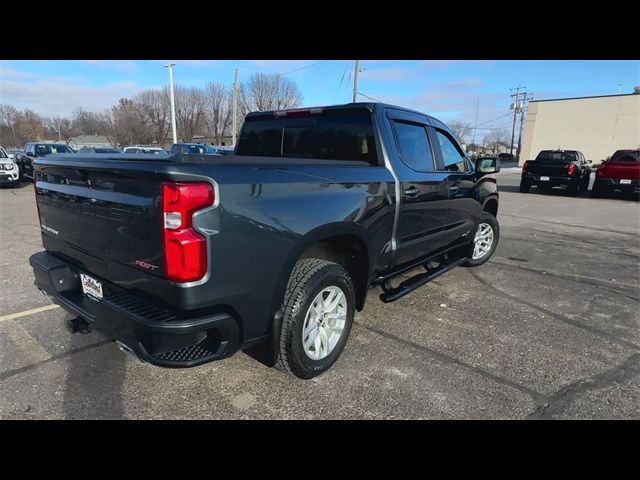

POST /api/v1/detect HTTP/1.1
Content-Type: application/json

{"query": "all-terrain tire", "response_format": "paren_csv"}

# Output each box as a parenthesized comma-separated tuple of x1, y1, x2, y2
(275, 258, 355, 379)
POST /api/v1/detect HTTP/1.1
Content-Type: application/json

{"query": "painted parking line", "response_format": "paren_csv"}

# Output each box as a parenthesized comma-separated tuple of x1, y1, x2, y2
(0, 304, 60, 322)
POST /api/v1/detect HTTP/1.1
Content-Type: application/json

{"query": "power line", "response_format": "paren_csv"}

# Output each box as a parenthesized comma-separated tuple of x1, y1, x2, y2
(475, 112, 510, 127)
(334, 60, 352, 102)
(281, 60, 331, 75)
(357, 91, 384, 102)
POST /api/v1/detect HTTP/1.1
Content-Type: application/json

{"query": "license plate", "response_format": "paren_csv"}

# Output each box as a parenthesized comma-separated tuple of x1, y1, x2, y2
(540, 176, 550, 181)
(620, 179, 631, 185)
(80, 273, 103, 300)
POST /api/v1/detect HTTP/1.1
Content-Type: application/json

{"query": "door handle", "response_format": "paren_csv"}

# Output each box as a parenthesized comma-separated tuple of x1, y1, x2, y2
(449, 185, 459, 192)
(403, 187, 420, 197)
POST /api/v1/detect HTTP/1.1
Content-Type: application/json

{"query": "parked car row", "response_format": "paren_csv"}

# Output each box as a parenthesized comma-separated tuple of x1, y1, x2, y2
(2, 141, 236, 183)
(519, 149, 639, 198)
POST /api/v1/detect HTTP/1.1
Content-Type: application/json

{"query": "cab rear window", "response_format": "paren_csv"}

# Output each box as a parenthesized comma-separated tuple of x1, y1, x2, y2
(535, 151, 578, 163)
(237, 109, 379, 165)
(611, 150, 640, 162)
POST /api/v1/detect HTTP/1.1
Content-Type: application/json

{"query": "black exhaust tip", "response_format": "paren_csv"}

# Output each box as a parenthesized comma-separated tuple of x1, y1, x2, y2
(66, 317, 91, 334)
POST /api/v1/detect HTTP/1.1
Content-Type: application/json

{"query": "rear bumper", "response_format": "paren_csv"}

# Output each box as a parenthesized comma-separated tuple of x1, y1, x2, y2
(522, 173, 576, 187)
(596, 177, 640, 192)
(29, 251, 240, 368)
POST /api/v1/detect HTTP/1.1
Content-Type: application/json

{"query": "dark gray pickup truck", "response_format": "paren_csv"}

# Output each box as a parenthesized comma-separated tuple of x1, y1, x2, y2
(29, 102, 500, 378)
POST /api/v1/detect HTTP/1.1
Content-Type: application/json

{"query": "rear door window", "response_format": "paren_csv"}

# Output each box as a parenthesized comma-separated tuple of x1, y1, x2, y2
(435, 130, 469, 172)
(392, 120, 435, 172)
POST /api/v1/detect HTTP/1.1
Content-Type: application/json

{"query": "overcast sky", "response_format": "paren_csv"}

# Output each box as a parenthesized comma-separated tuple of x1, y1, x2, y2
(1, 60, 638, 132)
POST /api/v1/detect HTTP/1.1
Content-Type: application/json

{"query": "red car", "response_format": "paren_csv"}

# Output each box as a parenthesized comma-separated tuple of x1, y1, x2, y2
(592, 149, 640, 197)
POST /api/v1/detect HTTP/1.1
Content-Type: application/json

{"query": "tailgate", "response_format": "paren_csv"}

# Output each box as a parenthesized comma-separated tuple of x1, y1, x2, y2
(35, 161, 164, 277)
(599, 161, 640, 180)
(528, 161, 570, 177)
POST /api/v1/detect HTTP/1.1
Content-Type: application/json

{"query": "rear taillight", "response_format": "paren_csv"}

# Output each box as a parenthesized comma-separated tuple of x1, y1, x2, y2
(522, 161, 529, 173)
(567, 163, 576, 175)
(161, 182, 215, 282)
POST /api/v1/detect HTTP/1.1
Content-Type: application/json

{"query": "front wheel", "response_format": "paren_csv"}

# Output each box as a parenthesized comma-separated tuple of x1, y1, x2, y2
(463, 212, 500, 267)
(275, 258, 355, 379)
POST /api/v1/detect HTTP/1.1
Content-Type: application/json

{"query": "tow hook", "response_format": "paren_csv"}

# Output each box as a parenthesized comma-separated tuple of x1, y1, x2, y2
(66, 317, 91, 334)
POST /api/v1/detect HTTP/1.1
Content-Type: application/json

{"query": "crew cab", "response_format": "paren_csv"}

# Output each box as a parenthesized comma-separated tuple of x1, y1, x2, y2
(29, 103, 500, 379)
(592, 149, 640, 198)
(520, 149, 591, 195)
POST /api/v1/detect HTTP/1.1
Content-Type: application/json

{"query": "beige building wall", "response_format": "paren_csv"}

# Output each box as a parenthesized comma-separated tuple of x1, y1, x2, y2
(520, 94, 640, 166)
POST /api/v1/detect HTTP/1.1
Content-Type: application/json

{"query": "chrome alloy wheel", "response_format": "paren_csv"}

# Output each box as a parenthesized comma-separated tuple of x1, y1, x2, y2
(301, 286, 347, 360)
(472, 222, 494, 260)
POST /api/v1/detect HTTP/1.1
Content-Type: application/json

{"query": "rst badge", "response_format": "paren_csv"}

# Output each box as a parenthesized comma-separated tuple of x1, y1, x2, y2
(135, 260, 159, 271)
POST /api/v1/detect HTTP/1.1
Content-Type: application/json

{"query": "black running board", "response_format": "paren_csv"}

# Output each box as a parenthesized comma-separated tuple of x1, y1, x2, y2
(379, 257, 467, 303)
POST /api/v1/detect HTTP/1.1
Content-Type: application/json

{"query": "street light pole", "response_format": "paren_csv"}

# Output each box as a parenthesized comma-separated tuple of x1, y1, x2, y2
(164, 63, 178, 144)
(232, 68, 238, 147)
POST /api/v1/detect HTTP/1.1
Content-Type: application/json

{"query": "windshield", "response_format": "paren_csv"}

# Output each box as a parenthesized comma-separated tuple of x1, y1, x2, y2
(36, 144, 74, 155)
(188, 145, 218, 154)
(535, 150, 578, 163)
(0, 147, 7, 159)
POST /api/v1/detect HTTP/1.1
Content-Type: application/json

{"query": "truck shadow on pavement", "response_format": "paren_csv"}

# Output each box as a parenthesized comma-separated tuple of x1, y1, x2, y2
(63, 318, 127, 420)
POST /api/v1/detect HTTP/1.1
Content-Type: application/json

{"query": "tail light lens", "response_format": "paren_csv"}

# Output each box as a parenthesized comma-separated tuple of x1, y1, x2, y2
(567, 163, 576, 175)
(522, 161, 529, 173)
(161, 182, 214, 282)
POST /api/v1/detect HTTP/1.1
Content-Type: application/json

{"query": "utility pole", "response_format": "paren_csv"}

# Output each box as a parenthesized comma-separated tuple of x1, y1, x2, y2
(509, 85, 523, 157)
(352, 60, 360, 103)
(164, 63, 178, 144)
(472, 98, 479, 154)
(232, 68, 239, 147)
(517, 94, 533, 161)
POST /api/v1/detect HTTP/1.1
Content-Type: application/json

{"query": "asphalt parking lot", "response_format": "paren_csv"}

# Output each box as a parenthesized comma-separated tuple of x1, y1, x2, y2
(1, 170, 639, 419)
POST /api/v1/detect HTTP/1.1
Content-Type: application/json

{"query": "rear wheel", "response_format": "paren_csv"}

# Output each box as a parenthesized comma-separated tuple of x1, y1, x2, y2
(519, 179, 531, 193)
(566, 181, 579, 196)
(578, 175, 589, 193)
(591, 179, 606, 198)
(463, 212, 500, 267)
(275, 258, 355, 379)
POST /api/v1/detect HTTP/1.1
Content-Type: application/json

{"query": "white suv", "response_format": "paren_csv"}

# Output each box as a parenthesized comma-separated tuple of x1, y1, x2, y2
(122, 145, 166, 155)
(0, 146, 20, 187)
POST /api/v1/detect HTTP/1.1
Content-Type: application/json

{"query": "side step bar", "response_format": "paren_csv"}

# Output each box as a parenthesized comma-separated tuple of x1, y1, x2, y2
(379, 257, 467, 303)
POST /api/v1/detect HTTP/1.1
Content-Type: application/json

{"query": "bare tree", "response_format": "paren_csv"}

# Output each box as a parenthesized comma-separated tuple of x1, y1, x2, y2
(134, 88, 170, 145)
(174, 85, 205, 142)
(72, 108, 112, 136)
(44, 116, 75, 141)
(111, 98, 152, 146)
(0, 104, 20, 147)
(447, 120, 473, 143)
(484, 129, 509, 154)
(202, 82, 232, 144)
(239, 73, 302, 116)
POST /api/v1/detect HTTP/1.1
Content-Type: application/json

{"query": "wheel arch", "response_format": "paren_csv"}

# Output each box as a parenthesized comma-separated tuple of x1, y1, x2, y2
(271, 222, 373, 318)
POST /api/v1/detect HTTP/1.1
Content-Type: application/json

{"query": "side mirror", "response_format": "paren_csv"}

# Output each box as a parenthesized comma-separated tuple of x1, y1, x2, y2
(476, 157, 500, 175)
(586, 159, 593, 164)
